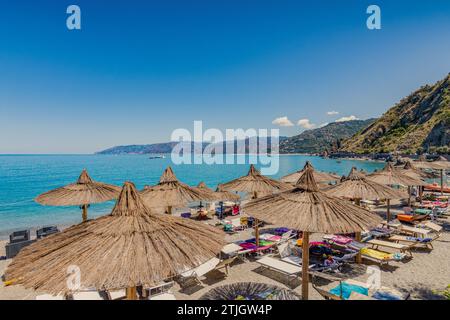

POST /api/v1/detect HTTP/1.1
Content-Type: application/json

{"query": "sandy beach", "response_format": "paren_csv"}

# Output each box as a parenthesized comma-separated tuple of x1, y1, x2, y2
(1, 208, 449, 300)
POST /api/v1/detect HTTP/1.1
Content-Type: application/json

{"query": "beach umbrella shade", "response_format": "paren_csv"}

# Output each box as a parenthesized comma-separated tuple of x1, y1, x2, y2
(35, 169, 122, 222)
(140, 166, 216, 214)
(221, 164, 292, 198)
(214, 184, 241, 202)
(367, 162, 426, 187)
(243, 167, 382, 300)
(5, 182, 226, 299)
(281, 161, 340, 184)
(325, 167, 407, 225)
(220, 164, 292, 245)
(200, 282, 301, 300)
(413, 156, 449, 195)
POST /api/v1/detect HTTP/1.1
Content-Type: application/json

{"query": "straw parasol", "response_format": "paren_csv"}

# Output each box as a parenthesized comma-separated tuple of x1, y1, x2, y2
(35, 169, 121, 222)
(243, 167, 382, 300)
(221, 164, 291, 245)
(215, 184, 240, 202)
(281, 161, 340, 184)
(399, 161, 437, 179)
(221, 164, 291, 198)
(200, 282, 301, 300)
(140, 166, 215, 214)
(367, 162, 426, 187)
(413, 156, 449, 195)
(326, 167, 407, 223)
(5, 182, 226, 299)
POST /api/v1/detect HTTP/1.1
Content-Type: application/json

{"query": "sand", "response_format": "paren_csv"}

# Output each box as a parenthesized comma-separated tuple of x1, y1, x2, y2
(1, 214, 449, 300)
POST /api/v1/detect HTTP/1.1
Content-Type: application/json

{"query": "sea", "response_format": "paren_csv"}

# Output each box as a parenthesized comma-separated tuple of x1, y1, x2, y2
(0, 154, 392, 237)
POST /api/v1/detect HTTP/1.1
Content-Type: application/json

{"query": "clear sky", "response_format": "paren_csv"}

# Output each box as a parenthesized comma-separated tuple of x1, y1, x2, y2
(1, 0, 449, 153)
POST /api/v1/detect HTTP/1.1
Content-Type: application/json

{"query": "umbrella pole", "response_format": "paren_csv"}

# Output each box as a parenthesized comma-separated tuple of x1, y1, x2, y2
(440, 169, 444, 196)
(82, 205, 88, 222)
(301, 231, 310, 300)
(408, 186, 411, 206)
(126, 287, 137, 300)
(255, 219, 260, 247)
(167, 206, 172, 215)
(355, 232, 362, 264)
(386, 199, 391, 225)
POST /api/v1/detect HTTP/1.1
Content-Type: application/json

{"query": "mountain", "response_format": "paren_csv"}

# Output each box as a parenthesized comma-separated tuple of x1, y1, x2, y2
(341, 74, 450, 154)
(279, 119, 376, 154)
(96, 137, 286, 155)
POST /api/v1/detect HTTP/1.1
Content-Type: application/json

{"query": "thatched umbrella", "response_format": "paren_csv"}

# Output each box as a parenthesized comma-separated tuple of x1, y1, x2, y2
(5, 182, 226, 299)
(367, 162, 426, 210)
(326, 167, 406, 225)
(200, 282, 301, 300)
(243, 167, 382, 300)
(221, 165, 291, 245)
(140, 167, 215, 214)
(35, 169, 121, 222)
(221, 164, 291, 198)
(215, 184, 240, 202)
(414, 156, 449, 195)
(281, 161, 340, 184)
(399, 161, 437, 180)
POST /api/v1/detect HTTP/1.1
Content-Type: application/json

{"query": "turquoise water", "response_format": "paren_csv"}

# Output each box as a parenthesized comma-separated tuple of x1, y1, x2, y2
(0, 154, 386, 236)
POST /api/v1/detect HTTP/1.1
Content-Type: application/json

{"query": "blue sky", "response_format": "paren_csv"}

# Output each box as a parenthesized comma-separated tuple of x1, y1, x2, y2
(1, 0, 449, 153)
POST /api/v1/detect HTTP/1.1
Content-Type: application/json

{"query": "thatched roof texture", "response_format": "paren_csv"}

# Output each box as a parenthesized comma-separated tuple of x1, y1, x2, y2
(367, 162, 426, 186)
(220, 164, 291, 197)
(6, 182, 226, 295)
(243, 166, 382, 234)
(281, 161, 340, 184)
(325, 167, 407, 200)
(140, 167, 216, 211)
(35, 169, 121, 206)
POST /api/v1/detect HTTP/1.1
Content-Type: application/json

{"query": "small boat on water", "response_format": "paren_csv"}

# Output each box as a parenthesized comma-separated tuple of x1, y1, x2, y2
(148, 154, 165, 159)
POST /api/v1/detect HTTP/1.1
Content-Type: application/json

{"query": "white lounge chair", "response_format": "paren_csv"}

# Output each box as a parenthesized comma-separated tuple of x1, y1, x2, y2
(177, 257, 221, 290)
(256, 256, 302, 284)
(71, 291, 103, 300)
(149, 292, 176, 300)
(35, 294, 64, 300)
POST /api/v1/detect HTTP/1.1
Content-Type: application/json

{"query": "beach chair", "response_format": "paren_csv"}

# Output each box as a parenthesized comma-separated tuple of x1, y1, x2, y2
(388, 233, 438, 250)
(214, 256, 237, 275)
(360, 247, 406, 266)
(397, 225, 431, 238)
(256, 256, 302, 284)
(105, 289, 126, 300)
(146, 281, 175, 300)
(71, 290, 103, 300)
(35, 294, 64, 300)
(149, 292, 176, 300)
(311, 274, 409, 300)
(177, 257, 221, 290)
(366, 239, 413, 257)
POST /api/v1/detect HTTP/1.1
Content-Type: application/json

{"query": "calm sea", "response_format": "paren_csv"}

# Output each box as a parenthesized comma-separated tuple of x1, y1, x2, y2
(0, 154, 387, 236)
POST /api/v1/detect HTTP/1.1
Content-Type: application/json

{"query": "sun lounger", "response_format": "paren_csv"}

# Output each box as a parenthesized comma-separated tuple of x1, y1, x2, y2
(360, 248, 406, 266)
(214, 256, 237, 275)
(388, 234, 436, 250)
(177, 257, 220, 289)
(35, 294, 64, 300)
(107, 289, 126, 300)
(149, 292, 176, 300)
(71, 291, 103, 300)
(398, 225, 431, 238)
(366, 239, 412, 257)
(312, 274, 409, 300)
(221, 243, 243, 257)
(256, 256, 302, 283)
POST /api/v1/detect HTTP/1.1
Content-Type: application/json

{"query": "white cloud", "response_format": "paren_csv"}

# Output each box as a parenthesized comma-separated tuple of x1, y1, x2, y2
(272, 116, 294, 127)
(335, 115, 359, 122)
(327, 111, 339, 116)
(318, 122, 329, 128)
(297, 119, 316, 129)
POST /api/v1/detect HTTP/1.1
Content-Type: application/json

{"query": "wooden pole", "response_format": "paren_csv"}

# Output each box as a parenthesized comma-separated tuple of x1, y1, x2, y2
(301, 231, 310, 300)
(355, 232, 362, 264)
(82, 205, 88, 222)
(419, 186, 423, 203)
(440, 169, 444, 196)
(386, 199, 391, 224)
(408, 186, 411, 206)
(255, 219, 260, 247)
(167, 206, 172, 215)
(126, 287, 137, 300)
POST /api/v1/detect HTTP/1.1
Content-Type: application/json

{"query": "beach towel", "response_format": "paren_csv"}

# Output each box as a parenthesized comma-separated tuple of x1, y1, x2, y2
(329, 282, 369, 300)
(372, 290, 403, 300)
(331, 235, 353, 245)
(361, 248, 393, 261)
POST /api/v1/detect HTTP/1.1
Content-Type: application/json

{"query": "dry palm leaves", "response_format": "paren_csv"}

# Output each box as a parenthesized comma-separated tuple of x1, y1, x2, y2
(367, 162, 426, 186)
(325, 167, 407, 200)
(281, 161, 340, 184)
(5, 182, 225, 295)
(140, 167, 215, 211)
(220, 164, 291, 198)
